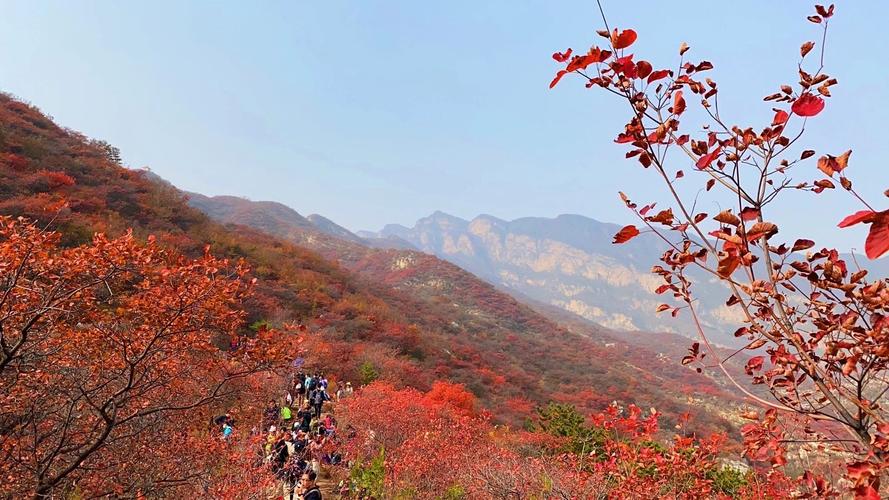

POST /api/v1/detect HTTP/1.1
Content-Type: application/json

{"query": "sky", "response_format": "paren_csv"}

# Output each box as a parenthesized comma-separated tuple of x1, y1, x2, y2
(0, 1, 886, 251)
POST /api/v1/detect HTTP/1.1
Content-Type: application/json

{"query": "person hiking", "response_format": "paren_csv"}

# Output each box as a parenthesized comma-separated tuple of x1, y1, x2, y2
(300, 471, 322, 500)
(282, 452, 307, 500)
(297, 403, 313, 433)
(295, 372, 307, 407)
(309, 387, 328, 418)
(280, 403, 293, 424)
(272, 432, 290, 476)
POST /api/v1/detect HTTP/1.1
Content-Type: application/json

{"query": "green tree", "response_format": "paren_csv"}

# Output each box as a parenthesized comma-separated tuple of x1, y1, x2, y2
(359, 361, 379, 385)
(536, 402, 604, 456)
(350, 448, 386, 498)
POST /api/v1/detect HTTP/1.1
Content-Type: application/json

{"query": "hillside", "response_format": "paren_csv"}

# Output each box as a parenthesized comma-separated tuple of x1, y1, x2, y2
(0, 92, 739, 434)
(184, 193, 745, 432)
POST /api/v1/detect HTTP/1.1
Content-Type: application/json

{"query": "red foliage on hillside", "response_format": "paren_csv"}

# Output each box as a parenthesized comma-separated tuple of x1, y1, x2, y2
(0, 92, 738, 440)
(339, 382, 795, 498)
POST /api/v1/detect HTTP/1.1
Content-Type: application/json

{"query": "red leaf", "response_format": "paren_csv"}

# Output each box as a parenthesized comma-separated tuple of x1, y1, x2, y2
(813, 178, 835, 193)
(865, 213, 889, 259)
(613, 225, 640, 244)
(549, 70, 568, 89)
(613, 55, 636, 77)
(817, 150, 851, 177)
(635, 60, 652, 79)
(552, 48, 573, 62)
(842, 356, 858, 376)
(717, 254, 740, 278)
(800, 41, 815, 58)
(615, 133, 635, 144)
(745, 356, 764, 375)
(792, 239, 815, 252)
(838, 210, 877, 228)
(771, 109, 789, 126)
(815, 4, 835, 18)
(672, 90, 686, 115)
(647, 69, 670, 84)
(740, 207, 760, 221)
(695, 147, 722, 169)
(639, 203, 656, 216)
(611, 29, 637, 49)
(791, 93, 825, 117)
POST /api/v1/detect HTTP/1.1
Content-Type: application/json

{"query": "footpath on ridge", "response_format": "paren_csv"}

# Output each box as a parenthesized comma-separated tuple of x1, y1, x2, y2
(213, 372, 351, 499)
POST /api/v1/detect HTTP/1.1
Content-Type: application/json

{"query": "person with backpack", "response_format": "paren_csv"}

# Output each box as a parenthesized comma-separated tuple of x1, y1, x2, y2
(296, 403, 313, 433)
(309, 388, 329, 418)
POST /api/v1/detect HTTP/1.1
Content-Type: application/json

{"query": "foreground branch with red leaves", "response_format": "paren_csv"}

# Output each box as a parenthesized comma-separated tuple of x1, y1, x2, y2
(551, 3, 888, 497)
(0, 216, 298, 498)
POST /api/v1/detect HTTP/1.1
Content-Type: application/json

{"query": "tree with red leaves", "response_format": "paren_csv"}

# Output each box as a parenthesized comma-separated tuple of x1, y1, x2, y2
(551, 3, 888, 497)
(338, 382, 792, 497)
(0, 216, 298, 498)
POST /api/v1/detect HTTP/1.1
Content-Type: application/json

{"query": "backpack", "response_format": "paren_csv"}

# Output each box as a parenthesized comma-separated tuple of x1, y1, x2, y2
(312, 391, 324, 405)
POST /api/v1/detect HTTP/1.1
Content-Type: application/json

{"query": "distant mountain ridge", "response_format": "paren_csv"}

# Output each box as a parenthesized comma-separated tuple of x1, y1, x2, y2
(363, 211, 889, 346)
(187, 193, 418, 250)
(362, 212, 741, 344)
(184, 195, 746, 343)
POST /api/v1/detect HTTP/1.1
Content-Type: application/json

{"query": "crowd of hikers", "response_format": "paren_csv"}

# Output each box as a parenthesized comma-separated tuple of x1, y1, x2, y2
(212, 371, 356, 499)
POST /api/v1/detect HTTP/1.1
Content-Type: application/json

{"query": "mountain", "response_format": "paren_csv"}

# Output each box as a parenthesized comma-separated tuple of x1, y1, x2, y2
(0, 93, 741, 434)
(364, 212, 889, 346)
(363, 211, 709, 337)
(181, 194, 747, 432)
(306, 213, 364, 243)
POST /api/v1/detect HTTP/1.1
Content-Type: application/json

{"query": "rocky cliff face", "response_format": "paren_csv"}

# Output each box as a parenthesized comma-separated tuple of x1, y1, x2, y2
(365, 212, 747, 343)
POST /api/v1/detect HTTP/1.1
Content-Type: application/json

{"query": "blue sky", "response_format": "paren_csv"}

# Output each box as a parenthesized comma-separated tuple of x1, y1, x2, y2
(0, 1, 885, 251)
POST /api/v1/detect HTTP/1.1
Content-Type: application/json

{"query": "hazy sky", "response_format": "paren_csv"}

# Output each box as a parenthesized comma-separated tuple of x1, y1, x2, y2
(1, 1, 886, 252)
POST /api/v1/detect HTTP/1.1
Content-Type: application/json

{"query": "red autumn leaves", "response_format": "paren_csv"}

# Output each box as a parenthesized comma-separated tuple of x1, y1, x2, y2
(817, 150, 851, 177)
(613, 224, 640, 243)
(611, 28, 637, 49)
(549, 28, 637, 89)
(815, 149, 889, 259)
(838, 210, 889, 259)
(791, 93, 825, 117)
(550, 47, 613, 88)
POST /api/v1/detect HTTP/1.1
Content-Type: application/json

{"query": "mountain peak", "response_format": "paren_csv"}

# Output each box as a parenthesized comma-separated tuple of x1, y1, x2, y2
(417, 211, 468, 230)
(307, 214, 363, 242)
